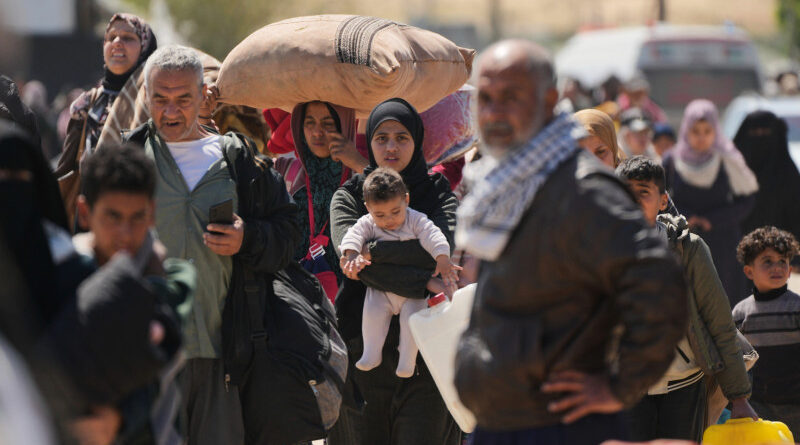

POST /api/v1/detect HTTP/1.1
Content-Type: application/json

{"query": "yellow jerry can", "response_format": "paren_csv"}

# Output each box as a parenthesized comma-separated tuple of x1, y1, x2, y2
(702, 418, 795, 444)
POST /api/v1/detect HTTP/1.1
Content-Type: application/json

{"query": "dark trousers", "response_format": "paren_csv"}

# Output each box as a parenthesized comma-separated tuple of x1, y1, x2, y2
(468, 413, 627, 445)
(179, 358, 244, 445)
(327, 338, 462, 445)
(625, 379, 706, 442)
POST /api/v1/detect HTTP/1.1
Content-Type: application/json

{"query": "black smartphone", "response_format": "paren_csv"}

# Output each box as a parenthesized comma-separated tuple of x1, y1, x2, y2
(208, 199, 233, 234)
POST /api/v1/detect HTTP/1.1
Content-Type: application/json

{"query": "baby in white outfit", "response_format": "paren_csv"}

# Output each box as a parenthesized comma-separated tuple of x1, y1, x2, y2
(339, 168, 460, 378)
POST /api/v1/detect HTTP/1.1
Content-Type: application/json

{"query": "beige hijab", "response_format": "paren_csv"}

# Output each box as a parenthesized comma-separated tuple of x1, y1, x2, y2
(574, 108, 625, 167)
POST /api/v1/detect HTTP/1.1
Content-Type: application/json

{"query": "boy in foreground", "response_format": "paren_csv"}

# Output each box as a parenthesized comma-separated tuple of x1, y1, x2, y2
(616, 156, 756, 442)
(734, 226, 800, 435)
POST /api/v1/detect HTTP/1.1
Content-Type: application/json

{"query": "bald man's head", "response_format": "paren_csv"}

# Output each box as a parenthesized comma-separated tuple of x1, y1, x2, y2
(476, 39, 559, 156)
(478, 40, 555, 90)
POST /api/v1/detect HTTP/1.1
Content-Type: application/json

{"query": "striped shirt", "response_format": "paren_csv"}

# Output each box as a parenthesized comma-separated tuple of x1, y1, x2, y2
(733, 286, 800, 404)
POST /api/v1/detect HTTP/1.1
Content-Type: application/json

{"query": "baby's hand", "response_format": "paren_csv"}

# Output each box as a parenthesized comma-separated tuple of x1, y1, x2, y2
(434, 255, 462, 293)
(340, 251, 372, 280)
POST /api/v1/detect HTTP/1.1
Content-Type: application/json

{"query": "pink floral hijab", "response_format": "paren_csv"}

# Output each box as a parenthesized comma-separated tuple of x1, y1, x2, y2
(668, 99, 758, 195)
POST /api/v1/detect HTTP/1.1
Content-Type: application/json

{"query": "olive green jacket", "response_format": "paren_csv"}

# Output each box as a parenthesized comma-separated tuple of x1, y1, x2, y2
(659, 214, 752, 400)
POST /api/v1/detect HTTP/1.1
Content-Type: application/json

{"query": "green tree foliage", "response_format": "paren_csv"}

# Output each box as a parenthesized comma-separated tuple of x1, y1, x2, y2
(777, 0, 800, 55)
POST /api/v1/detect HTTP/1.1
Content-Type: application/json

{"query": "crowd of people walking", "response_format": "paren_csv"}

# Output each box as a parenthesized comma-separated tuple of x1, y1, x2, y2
(1, 10, 800, 445)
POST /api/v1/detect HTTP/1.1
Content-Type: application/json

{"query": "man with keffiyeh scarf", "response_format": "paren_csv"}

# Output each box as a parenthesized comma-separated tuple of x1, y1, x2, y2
(453, 39, 689, 445)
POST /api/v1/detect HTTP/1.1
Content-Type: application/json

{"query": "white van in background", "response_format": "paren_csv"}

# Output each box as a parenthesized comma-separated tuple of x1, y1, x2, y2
(556, 23, 764, 125)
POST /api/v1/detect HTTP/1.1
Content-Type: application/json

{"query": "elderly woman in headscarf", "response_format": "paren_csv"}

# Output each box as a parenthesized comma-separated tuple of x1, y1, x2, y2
(734, 110, 800, 244)
(574, 108, 625, 168)
(55, 13, 157, 229)
(273, 101, 368, 301)
(663, 99, 759, 305)
(328, 98, 460, 445)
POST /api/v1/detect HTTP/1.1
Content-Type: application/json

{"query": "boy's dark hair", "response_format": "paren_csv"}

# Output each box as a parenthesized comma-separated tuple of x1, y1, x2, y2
(737, 226, 800, 265)
(363, 167, 407, 204)
(81, 144, 156, 206)
(615, 155, 666, 193)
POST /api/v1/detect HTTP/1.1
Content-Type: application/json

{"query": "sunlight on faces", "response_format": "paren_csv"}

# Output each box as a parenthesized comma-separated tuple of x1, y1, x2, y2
(579, 135, 614, 168)
(365, 193, 409, 232)
(627, 179, 668, 226)
(370, 120, 415, 171)
(744, 248, 792, 294)
(476, 55, 556, 158)
(104, 20, 141, 76)
(147, 68, 206, 143)
(687, 119, 716, 154)
(78, 191, 154, 265)
(303, 102, 338, 158)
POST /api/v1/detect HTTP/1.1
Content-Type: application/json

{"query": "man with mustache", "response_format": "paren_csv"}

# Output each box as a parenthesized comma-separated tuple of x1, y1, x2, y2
(454, 39, 688, 445)
(123, 45, 300, 445)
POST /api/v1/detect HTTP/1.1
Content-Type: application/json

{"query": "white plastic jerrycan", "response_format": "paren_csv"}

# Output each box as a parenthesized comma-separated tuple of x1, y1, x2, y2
(409, 284, 477, 433)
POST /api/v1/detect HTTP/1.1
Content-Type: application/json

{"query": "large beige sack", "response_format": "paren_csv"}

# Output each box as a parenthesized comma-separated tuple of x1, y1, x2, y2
(217, 15, 475, 117)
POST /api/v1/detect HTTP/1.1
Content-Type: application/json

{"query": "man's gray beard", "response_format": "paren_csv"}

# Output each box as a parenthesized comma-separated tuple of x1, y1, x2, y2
(481, 103, 546, 161)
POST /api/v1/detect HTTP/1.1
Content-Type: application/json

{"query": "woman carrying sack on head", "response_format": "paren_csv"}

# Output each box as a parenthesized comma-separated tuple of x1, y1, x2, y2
(55, 13, 157, 231)
(328, 98, 461, 445)
(274, 101, 368, 301)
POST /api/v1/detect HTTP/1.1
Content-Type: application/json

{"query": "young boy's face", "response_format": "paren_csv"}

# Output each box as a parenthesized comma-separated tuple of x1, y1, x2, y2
(365, 193, 409, 232)
(77, 191, 155, 265)
(744, 247, 792, 293)
(627, 179, 668, 226)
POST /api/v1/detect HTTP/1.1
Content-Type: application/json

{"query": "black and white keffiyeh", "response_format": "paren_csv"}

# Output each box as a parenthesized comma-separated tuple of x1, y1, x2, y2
(456, 113, 584, 261)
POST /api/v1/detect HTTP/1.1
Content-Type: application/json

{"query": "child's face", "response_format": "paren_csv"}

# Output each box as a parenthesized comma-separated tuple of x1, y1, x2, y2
(687, 119, 715, 154)
(744, 248, 792, 293)
(365, 194, 409, 231)
(627, 179, 668, 226)
(78, 191, 155, 265)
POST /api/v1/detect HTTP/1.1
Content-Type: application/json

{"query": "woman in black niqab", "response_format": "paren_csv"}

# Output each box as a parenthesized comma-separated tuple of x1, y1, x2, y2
(734, 110, 800, 241)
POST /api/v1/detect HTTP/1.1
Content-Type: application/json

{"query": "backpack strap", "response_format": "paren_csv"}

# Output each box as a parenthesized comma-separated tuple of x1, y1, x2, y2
(244, 269, 268, 350)
(220, 137, 270, 350)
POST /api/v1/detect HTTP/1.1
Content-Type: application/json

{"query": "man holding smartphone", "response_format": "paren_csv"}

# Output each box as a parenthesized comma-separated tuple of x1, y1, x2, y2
(124, 45, 300, 445)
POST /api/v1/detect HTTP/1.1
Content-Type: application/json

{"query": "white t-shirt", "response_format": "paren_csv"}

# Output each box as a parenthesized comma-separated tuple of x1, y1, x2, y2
(166, 135, 223, 191)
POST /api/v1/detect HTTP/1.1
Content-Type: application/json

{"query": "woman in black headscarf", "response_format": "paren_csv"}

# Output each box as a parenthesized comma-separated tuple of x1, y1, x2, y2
(328, 98, 461, 445)
(734, 110, 800, 242)
(55, 13, 157, 229)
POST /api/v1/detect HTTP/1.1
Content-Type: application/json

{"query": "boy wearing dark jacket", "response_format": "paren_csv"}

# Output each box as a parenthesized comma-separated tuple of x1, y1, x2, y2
(74, 143, 195, 445)
(616, 156, 757, 442)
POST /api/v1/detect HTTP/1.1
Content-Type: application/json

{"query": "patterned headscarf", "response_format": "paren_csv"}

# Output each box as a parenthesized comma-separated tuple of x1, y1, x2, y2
(69, 14, 157, 137)
(102, 13, 158, 92)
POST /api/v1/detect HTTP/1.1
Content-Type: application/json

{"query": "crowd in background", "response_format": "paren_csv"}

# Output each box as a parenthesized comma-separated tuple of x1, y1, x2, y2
(2, 10, 800, 445)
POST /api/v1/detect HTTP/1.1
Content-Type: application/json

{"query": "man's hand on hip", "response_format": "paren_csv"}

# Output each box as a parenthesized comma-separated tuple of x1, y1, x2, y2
(204, 213, 245, 256)
(541, 370, 624, 424)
